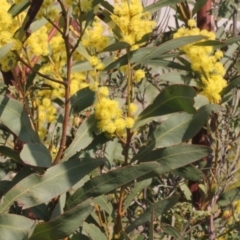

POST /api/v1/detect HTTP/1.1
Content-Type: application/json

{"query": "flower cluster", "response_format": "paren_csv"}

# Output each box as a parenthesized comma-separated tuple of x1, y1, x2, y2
(82, 17, 109, 54)
(94, 87, 137, 136)
(173, 19, 227, 103)
(0, 1, 22, 71)
(111, 0, 156, 50)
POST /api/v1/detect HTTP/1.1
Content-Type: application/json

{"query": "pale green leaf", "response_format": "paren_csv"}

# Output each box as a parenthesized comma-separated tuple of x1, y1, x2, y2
(20, 142, 52, 167)
(0, 158, 105, 212)
(66, 162, 161, 209)
(0, 214, 35, 240)
(29, 199, 93, 240)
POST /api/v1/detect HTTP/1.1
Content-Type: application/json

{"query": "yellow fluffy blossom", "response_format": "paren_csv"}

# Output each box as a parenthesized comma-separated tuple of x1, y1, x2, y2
(187, 19, 196, 28)
(111, 0, 156, 50)
(94, 85, 138, 135)
(173, 19, 227, 103)
(133, 69, 145, 82)
(82, 17, 109, 53)
(126, 117, 135, 128)
(99, 86, 109, 97)
(0, 0, 22, 71)
(128, 103, 138, 114)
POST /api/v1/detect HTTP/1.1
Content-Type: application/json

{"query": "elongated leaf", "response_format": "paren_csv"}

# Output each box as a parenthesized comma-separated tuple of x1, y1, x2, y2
(0, 96, 39, 143)
(102, 42, 131, 52)
(62, 118, 94, 161)
(3, 166, 34, 195)
(161, 72, 196, 86)
(25, 64, 41, 91)
(193, 40, 224, 47)
(29, 199, 93, 240)
(8, 0, 30, 17)
(142, 59, 191, 71)
(20, 142, 52, 167)
(99, 8, 122, 40)
(145, 36, 205, 60)
(139, 145, 211, 177)
(0, 213, 35, 240)
(104, 47, 152, 71)
(71, 61, 92, 72)
(94, 195, 113, 215)
(123, 179, 152, 211)
(222, 76, 240, 95)
(104, 36, 202, 70)
(218, 187, 240, 206)
(140, 144, 211, 163)
(70, 87, 95, 114)
(172, 165, 204, 181)
(0, 158, 105, 212)
(0, 181, 10, 196)
(76, 42, 91, 61)
(137, 85, 196, 122)
(0, 146, 22, 164)
(29, 18, 48, 33)
(125, 196, 179, 233)
(82, 222, 107, 240)
(139, 105, 220, 157)
(161, 223, 181, 239)
(144, 0, 185, 14)
(66, 162, 161, 209)
(0, 43, 13, 60)
(120, 230, 131, 240)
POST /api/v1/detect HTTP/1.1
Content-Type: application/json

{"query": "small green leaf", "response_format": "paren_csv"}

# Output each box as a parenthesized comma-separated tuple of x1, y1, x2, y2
(70, 87, 95, 114)
(29, 199, 93, 240)
(0, 43, 13, 60)
(66, 162, 161, 209)
(125, 196, 179, 233)
(0, 213, 35, 240)
(0, 158, 105, 212)
(20, 142, 52, 167)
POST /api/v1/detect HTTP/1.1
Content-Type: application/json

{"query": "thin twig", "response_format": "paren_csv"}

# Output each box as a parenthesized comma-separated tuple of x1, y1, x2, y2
(53, 0, 72, 165)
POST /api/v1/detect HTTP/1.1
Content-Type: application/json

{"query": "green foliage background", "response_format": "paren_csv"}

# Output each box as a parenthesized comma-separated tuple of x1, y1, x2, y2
(0, 0, 240, 239)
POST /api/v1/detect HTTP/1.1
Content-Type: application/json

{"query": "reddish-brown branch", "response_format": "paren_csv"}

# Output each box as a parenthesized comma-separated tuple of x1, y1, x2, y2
(197, 0, 212, 31)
